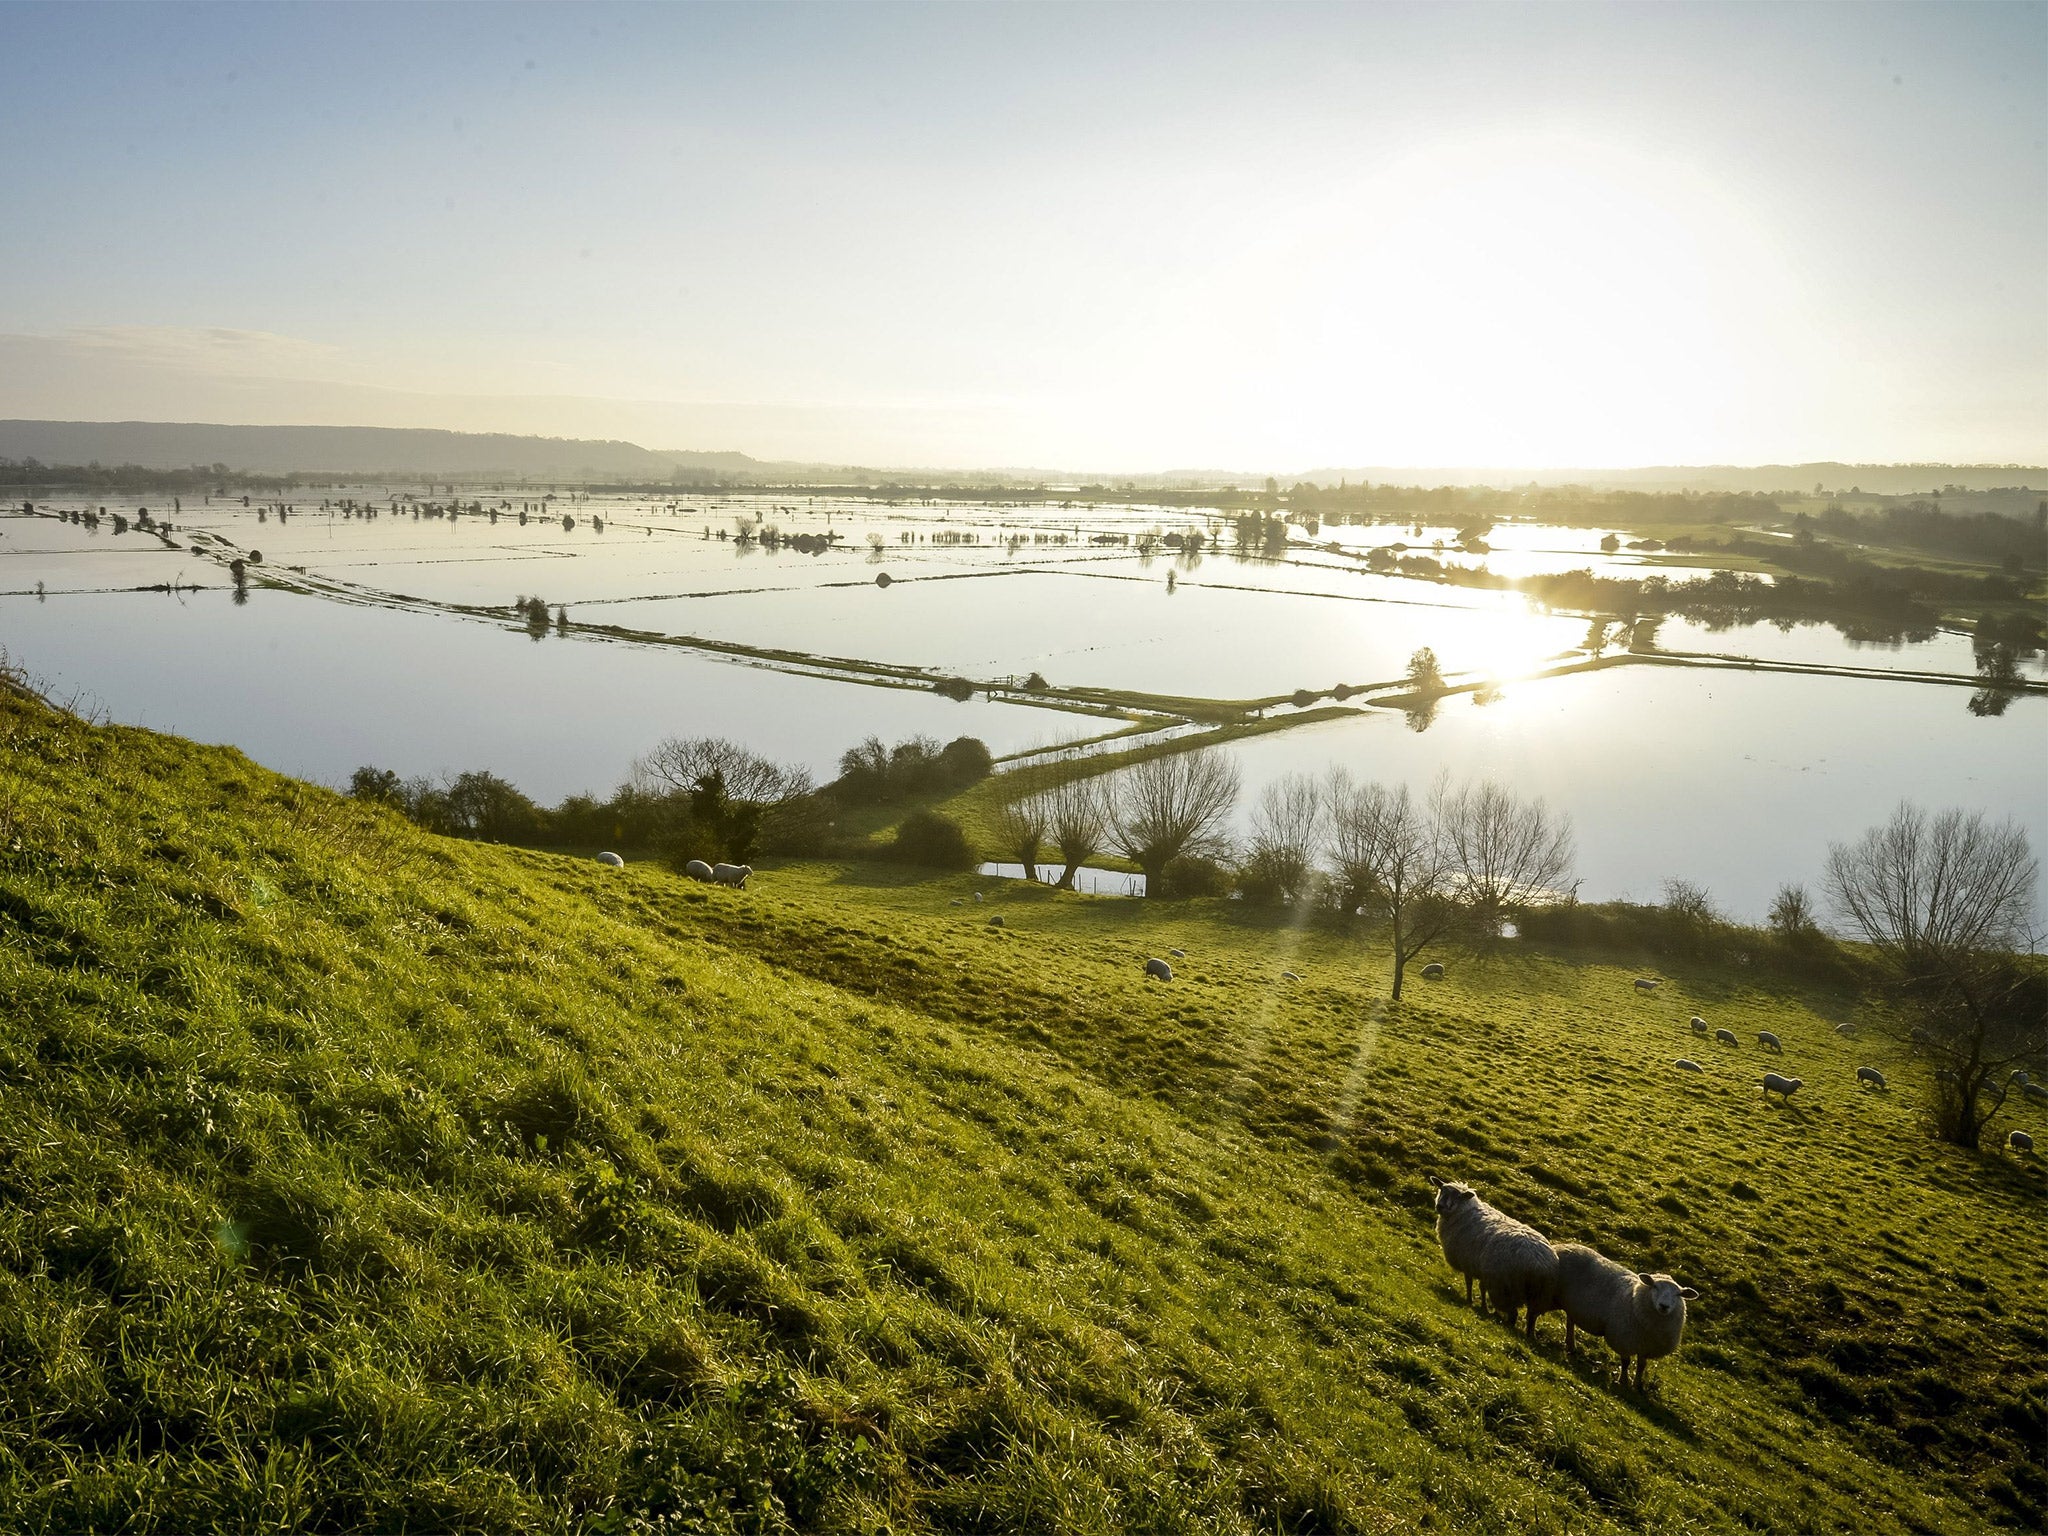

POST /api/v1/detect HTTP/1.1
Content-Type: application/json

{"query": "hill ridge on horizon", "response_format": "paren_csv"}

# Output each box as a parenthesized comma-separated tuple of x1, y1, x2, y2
(0, 417, 2043, 493)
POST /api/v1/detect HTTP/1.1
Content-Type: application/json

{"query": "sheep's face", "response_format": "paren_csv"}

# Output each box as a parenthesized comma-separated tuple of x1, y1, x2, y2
(1636, 1274, 1698, 1316)
(1428, 1177, 1476, 1216)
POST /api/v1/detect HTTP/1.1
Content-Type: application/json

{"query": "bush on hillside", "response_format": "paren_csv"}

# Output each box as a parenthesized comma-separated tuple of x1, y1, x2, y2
(887, 808, 975, 870)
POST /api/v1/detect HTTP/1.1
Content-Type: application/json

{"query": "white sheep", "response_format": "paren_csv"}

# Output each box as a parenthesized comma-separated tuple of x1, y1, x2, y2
(1757, 1031, 1783, 1052)
(710, 862, 752, 888)
(1834, 1022, 1858, 1036)
(1690, 1018, 1709, 1036)
(684, 858, 715, 882)
(1555, 1243, 1698, 1389)
(596, 851, 624, 868)
(1856, 1066, 1887, 1090)
(1714, 1028, 1739, 1047)
(1675, 1058, 1704, 1073)
(973, 891, 984, 903)
(2024, 1083, 2048, 1106)
(1428, 1176, 1561, 1338)
(1634, 978, 1661, 992)
(1169, 947, 1187, 958)
(1421, 962, 1446, 980)
(1144, 957, 1173, 981)
(1281, 970, 1301, 981)
(1761, 1072, 1804, 1103)
(988, 915, 1006, 928)
(2011, 1130, 2035, 1155)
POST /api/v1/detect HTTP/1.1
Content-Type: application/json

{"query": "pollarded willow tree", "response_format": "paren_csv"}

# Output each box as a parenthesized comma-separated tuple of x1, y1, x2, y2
(1436, 778, 1577, 925)
(1825, 803, 2044, 1148)
(1241, 773, 1325, 905)
(992, 789, 1049, 882)
(1044, 765, 1113, 891)
(1107, 748, 1241, 897)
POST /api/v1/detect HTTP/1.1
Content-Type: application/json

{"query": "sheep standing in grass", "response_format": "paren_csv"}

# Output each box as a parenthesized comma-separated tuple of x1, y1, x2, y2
(1691, 1018, 1709, 1037)
(1427, 1176, 1560, 1338)
(1634, 979, 1660, 992)
(1715, 1028, 1738, 1047)
(1555, 1243, 1698, 1389)
(2011, 1131, 2035, 1155)
(684, 859, 714, 882)
(596, 851, 624, 869)
(1144, 957, 1173, 981)
(1421, 962, 1446, 980)
(1834, 1023, 1858, 1037)
(710, 862, 752, 888)
(1856, 1066, 1887, 1091)
(2024, 1083, 2048, 1106)
(1675, 1059, 1704, 1074)
(1761, 1072, 1804, 1104)
(1757, 1031, 1783, 1052)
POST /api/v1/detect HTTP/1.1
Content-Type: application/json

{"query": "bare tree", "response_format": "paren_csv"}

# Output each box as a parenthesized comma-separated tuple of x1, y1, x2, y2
(1045, 767, 1112, 890)
(1768, 883, 1817, 936)
(1107, 749, 1241, 897)
(1826, 804, 2043, 1147)
(993, 790, 1050, 881)
(1327, 775, 1458, 999)
(1241, 773, 1324, 904)
(1437, 779, 1576, 924)
(633, 737, 811, 805)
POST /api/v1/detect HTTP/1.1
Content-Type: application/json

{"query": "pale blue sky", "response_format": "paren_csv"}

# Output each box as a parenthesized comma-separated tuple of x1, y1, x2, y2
(1, 2, 2041, 469)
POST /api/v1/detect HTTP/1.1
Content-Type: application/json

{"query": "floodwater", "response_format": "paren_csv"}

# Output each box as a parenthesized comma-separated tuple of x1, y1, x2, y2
(1213, 666, 2047, 922)
(2, 495, 2039, 876)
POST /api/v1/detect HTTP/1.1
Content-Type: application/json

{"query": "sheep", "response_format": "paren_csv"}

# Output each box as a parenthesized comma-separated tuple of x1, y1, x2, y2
(1421, 962, 1446, 980)
(595, 851, 624, 868)
(1169, 947, 1187, 958)
(2015, 1070, 2032, 1086)
(1856, 1066, 1888, 1090)
(987, 915, 1005, 928)
(1691, 1018, 1709, 1036)
(1833, 1022, 1858, 1036)
(1281, 970, 1301, 981)
(949, 898, 963, 906)
(1427, 1176, 1560, 1338)
(1757, 1031, 1783, 1052)
(684, 858, 714, 882)
(1761, 1072, 1804, 1103)
(2025, 1083, 2048, 1106)
(973, 891, 984, 903)
(2010, 1130, 2035, 1155)
(1144, 957, 1173, 981)
(1714, 1028, 1739, 1047)
(1555, 1243, 1698, 1389)
(710, 862, 752, 888)
(1634, 978, 1661, 992)
(1675, 1058, 1704, 1073)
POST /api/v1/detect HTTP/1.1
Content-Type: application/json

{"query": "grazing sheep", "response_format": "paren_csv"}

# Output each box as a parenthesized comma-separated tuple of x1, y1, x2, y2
(949, 898, 963, 906)
(973, 891, 984, 903)
(1757, 1031, 1783, 1052)
(1427, 1176, 1560, 1337)
(1421, 962, 1446, 980)
(1675, 1058, 1704, 1074)
(2014, 1070, 2032, 1086)
(1555, 1243, 1698, 1389)
(1714, 1028, 1738, 1047)
(1834, 1022, 1858, 1036)
(684, 858, 715, 882)
(1281, 970, 1301, 981)
(710, 862, 752, 888)
(1169, 947, 1187, 958)
(988, 915, 1005, 928)
(2025, 1083, 2048, 1106)
(1144, 957, 1173, 981)
(1856, 1066, 1888, 1091)
(1634, 978, 1661, 992)
(1691, 1018, 1709, 1036)
(1761, 1072, 1804, 1103)
(596, 851, 624, 868)
(2010, 1130, 2035, 1155)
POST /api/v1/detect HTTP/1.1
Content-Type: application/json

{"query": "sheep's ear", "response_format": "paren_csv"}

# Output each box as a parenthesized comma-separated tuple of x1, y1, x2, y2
(1637, 1272, 1655, 1284)
(1427, 1175, 1444, 1188)
(1680, 1287, 1699, 1299)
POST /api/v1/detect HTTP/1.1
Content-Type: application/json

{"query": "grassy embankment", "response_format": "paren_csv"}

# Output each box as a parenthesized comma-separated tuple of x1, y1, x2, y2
(1, 687, 2043, 1533)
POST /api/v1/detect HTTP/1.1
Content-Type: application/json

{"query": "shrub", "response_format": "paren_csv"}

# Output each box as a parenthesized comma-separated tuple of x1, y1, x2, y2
(1157, 854, 1232, 899)
(888, 809, 975, 871)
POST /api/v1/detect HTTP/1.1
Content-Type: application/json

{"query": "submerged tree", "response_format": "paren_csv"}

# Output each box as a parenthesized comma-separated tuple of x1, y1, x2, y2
(1826, 804, 2043, 1148)
(1436, 779, 1576, 925)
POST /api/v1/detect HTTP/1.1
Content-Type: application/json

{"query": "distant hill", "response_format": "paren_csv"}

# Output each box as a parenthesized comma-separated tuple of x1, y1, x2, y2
(1294, 463, 2048, 494)
(0, 420, 755, 481)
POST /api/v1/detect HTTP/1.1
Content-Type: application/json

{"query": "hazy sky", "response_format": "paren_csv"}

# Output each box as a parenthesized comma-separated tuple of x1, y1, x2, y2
(1, 2, 2041, 470)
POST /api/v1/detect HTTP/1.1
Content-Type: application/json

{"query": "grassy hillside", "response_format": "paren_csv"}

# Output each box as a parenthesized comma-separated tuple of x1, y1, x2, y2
(0, 686, 2041, 1533)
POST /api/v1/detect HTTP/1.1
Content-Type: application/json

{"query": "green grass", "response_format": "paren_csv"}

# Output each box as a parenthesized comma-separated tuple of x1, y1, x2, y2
(0, 687, 2042, 1533)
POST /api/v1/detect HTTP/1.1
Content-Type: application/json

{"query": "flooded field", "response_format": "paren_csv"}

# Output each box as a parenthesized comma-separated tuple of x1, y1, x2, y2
(3, 490, 2039, 885)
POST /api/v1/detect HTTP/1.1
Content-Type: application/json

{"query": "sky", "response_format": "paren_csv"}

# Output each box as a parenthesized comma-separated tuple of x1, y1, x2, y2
(0, 1, 2042, 472)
